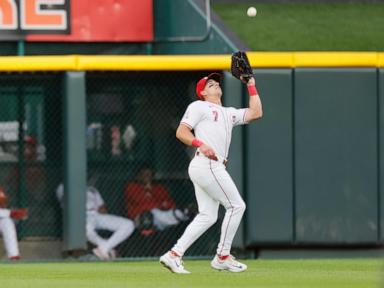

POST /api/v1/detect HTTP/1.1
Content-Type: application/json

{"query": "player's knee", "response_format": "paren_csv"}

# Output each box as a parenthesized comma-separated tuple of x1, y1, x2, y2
(86, 231, 93, 241)
(239, 201, 246, 213)
(85, 226, 94, 239)
(206, 213, 218, 227)
(206, 218, 217, 228)
(199, 212, 218, 227)
(231, 201, 246, 214)
(122, 219, 135, 233)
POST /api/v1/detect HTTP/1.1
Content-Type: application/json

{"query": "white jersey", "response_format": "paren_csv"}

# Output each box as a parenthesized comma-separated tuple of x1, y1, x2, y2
(180, 100, 248, 159)
(85, 186, 105, 212)
(56, 183, 135, 256)
(56, 184, 104, 212)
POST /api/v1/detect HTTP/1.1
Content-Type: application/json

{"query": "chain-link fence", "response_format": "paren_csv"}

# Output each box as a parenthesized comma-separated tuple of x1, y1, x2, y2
(0, 73, 64, 245)
(85, 72, 223, 258)
(0, 71, 226, 260)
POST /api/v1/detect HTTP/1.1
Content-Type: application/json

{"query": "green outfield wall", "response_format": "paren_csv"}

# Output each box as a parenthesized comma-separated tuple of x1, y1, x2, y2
(246, 68, 382, 247)
(378, 69, 384, 243)
(245, 69, 294, 245)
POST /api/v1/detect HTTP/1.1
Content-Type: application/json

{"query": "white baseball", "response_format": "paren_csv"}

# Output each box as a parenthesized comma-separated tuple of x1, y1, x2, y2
(247, 7, 257, 17)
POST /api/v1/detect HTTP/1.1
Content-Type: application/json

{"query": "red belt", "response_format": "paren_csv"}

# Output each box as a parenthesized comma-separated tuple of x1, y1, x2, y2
(196, 151, 228, 166)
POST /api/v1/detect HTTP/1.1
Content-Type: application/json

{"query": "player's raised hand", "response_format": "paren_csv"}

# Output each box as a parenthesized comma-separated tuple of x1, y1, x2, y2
(200, 143, 218, 161)
(247, 76, 255, 86)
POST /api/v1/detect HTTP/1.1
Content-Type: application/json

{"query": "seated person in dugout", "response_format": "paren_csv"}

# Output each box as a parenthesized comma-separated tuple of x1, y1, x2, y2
(56, 181, 135, 261)
(0, 186, 28, 260)
(124, 165, 191, 234)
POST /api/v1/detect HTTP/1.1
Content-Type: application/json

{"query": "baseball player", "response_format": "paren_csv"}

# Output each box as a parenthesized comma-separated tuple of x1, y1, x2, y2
(0, 186, 28, 260)
(160, 73, 262, 273)
(56, 183, 135, 260)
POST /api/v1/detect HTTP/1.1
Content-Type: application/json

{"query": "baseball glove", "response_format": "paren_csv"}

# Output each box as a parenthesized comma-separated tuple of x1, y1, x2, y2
(231, 51, 253, 83)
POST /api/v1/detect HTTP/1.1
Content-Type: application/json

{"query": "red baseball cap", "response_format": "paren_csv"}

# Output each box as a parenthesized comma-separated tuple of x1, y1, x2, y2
(195, 73, 222, 100)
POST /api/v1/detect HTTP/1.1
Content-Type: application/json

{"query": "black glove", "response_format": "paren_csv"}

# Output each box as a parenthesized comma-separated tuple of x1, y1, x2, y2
(231, 51, 253, 83)
(135, 211, 155, 232)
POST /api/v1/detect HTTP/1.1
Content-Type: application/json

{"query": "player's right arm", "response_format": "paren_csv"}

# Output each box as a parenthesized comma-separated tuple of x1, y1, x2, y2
(177, 102, 217, 159)
(175, 124, 196, 146)
(176, 124, 217, 160)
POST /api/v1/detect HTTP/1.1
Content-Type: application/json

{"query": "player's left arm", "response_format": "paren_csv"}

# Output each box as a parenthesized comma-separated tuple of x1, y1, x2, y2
(244, 77, 263, 123)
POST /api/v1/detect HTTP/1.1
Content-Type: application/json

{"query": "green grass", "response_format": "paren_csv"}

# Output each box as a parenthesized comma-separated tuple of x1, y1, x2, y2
(0, 259, 382, 288)
(213, 3, 384, 51)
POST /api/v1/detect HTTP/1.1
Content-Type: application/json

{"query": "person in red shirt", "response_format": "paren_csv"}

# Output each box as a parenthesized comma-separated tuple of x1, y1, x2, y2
(125, 166, 188, 233)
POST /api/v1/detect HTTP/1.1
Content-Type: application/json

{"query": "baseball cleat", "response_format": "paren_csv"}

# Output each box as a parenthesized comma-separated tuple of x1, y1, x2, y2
(159, 251, 190, 274)
(92, 247, 110, 261)
(211, 255, 247, 272)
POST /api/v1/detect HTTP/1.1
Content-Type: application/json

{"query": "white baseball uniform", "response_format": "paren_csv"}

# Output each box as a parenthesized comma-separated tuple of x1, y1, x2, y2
(0, 208, 19, 258)
(56, 184, 135, 254)
(172, 100, 248, 256)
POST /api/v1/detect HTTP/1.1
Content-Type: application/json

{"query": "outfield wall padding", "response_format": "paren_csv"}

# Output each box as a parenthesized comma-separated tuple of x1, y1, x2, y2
(294, 69, 378, 244)
(380, 69, 384, 242)
(245, 68, 381, 246)
(245, 69, 294, 245)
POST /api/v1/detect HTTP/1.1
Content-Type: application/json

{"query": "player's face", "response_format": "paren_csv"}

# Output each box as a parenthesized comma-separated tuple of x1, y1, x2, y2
(204, 79, 222, 98)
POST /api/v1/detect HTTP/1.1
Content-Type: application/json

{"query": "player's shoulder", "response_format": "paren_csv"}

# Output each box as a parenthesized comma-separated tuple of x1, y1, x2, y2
(186, 100, 210, 111)
(225, 106, 237, 112)
(188, 100, 207, 108)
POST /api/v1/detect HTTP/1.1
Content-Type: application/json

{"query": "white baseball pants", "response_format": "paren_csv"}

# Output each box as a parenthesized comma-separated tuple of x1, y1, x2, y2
(172, 155, 246, 256)
(0, 209, 20, 258)
(86, 212, 135, 253)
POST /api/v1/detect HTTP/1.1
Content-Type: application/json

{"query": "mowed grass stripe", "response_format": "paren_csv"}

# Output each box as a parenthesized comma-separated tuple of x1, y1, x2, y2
(0, 259, 381, 288)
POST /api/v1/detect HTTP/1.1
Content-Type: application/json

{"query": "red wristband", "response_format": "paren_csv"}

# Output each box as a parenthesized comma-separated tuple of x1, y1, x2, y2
(192, 138, 203, 148)
(247, 85, 258, 96)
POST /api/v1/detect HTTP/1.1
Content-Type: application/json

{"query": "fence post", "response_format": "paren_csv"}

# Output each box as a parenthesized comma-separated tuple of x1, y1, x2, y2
(63, 71, 87, 250)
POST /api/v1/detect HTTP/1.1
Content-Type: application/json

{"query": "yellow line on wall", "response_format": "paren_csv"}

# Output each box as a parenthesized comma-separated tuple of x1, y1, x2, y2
(77, 55, 231, 71)
(0, 53, 384, 71)
(0, 55, 78, 71)
(293, 52, 379, 67)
